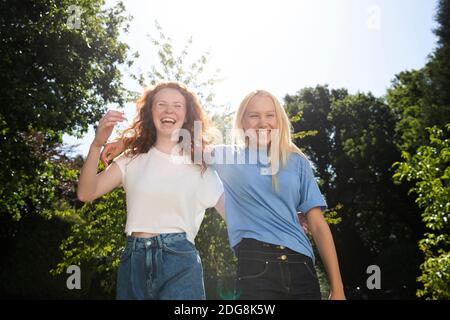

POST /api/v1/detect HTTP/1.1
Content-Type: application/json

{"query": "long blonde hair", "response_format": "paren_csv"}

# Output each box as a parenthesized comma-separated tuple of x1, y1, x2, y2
(232, 90, 307, 190)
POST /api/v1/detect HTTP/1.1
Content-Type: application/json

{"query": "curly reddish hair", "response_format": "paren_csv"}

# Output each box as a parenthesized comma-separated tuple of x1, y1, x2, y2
(120, 82, 210, 172)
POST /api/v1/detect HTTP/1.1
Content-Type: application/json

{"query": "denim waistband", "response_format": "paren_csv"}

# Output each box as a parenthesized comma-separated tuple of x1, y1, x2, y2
(236, 238, 312, 263)
(237, 238, 295, 252)
(126, 232, 189, 250)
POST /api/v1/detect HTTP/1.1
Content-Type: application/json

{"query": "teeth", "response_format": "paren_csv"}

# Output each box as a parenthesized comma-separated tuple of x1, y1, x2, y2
(161, 118, 176, 124)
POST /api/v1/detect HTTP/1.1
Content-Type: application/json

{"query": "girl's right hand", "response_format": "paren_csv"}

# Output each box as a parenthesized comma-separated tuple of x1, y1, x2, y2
(92, 110, 126, 148)
(101, 139, 126, 166)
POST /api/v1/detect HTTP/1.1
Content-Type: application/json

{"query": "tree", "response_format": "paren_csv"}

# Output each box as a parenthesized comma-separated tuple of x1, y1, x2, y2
(0, 0, 133, 298)
(0, 0, 132, 220)
(386, 69, 436, 153)
(51, 176, 127, 296)
(285, 86, 422, 298)
(393, 124, 450, 299)
(428, 0, 450, 111)
(386, 0, 450, 299)
(285, 86, 348, 196)
(387, 0, 450, 154)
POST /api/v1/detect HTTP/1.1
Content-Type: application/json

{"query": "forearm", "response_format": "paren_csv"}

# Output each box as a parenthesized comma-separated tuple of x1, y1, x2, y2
(310, 223, 344, 293)
(77, 142, 102, 201)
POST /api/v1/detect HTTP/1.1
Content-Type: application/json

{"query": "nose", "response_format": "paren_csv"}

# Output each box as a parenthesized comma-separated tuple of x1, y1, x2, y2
(164, 104, 175, 114)
(258, 120, 269, 129)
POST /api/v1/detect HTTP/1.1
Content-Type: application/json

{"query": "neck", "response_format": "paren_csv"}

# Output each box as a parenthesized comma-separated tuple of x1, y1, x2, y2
(154, 135, 180, 154)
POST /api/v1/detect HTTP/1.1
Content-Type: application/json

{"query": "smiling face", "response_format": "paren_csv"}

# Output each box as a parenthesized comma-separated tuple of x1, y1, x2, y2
(152, 88, 187, 138)
(242, 94, 278, 147)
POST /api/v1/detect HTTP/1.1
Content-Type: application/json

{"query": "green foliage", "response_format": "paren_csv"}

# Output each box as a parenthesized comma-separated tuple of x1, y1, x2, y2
(385, 0, 450, 299)
(387, 1, 450, 155)
(0, 0, 132, 221)
(287, 87, 415, 254)
(0, 213, 95, 299)
(51, 185, 127, 295)
(427, 0, 450, 111)
(393, 124, 450, 299)
(195, 209, 237, 300)
(290, 111, 319, 140)
(0, 130, 76, 221)
(386, 69, 442, 153)
(285, 86, 423, 297)
(323, 203, 344, 226)
(285, 86, 348, 194)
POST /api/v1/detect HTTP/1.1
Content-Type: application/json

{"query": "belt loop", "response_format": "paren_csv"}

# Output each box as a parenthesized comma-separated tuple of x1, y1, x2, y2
(132, 236, 138, 251)
(156, 234, 163, 249)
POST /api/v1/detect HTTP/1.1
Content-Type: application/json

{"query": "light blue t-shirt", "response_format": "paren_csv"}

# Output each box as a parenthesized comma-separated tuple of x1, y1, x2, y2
(211, 145, 327, 263)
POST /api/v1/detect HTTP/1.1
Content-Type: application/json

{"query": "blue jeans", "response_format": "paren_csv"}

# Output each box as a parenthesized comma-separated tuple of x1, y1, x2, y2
(116, 232, 205, 300)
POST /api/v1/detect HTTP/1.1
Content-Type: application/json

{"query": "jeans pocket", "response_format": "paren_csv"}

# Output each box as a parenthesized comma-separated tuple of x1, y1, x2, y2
(237, 259, 269, 280)
(163, 239, 197, 255)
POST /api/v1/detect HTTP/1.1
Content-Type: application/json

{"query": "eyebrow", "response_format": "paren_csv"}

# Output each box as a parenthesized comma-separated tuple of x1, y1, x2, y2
(246, 111, 275, 114)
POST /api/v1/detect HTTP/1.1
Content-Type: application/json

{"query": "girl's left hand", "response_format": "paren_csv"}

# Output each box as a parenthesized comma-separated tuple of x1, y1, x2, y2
(329, 290, 346, 300)
(298, 213, 310, 234)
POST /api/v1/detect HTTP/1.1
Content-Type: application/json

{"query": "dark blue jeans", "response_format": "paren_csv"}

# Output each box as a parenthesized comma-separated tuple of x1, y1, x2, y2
(235, 238, 322, 300)
(116, 232, 205, 300)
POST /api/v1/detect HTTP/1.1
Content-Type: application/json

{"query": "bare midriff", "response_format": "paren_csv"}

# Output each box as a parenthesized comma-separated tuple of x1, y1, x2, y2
(131, 232, 160, 238)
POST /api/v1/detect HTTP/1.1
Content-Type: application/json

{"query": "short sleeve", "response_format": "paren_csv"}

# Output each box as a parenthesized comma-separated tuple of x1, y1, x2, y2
(296, 156, 328, 215)
(196, 167, 224, 209)
(112, 153, 129, 185)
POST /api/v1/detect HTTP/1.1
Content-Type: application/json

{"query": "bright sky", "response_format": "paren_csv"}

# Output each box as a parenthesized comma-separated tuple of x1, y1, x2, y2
(64, 0, 439, 156)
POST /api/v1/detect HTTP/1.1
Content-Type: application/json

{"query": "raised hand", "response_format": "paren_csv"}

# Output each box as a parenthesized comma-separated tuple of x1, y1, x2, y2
(92, 110, 126, 148)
